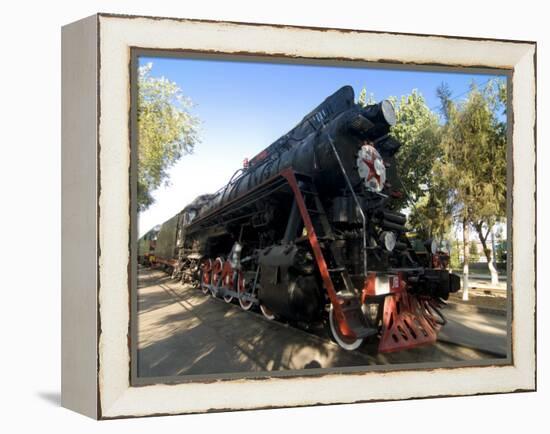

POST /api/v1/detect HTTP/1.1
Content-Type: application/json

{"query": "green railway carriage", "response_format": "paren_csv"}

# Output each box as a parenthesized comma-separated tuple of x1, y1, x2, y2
(139, 194, 215, 274)
(154, 214, 180, 268)
(137, 226, 160, 265)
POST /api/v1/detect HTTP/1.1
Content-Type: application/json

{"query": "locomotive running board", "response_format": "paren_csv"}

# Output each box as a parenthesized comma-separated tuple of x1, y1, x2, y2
(281, 168, 374, 340)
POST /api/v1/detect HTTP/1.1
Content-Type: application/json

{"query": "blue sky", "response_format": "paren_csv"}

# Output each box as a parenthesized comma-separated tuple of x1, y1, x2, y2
(138, 55, 506, 236)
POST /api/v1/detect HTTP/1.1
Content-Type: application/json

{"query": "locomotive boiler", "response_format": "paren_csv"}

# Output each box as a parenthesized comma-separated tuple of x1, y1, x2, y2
(145, 86, 460, 352)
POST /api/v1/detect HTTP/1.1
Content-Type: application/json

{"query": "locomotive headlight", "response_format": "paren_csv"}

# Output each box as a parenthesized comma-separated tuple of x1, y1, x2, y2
(363, 100, 396, 127)
(381, 100, 396, 126)
(381, 231, 397, 252)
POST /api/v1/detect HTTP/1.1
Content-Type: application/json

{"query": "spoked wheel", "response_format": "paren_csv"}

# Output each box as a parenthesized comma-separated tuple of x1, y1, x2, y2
(260, 303, 276, 321)
(221, 260, 234, 304)
(199, 259, 212, 295)
(210, 257, 224, 298)
(237, 273, 254, 311)
(328, 303, 364, 351)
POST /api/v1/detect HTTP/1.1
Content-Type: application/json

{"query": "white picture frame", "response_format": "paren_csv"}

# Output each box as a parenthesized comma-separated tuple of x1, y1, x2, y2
(61, 13, 536, 419)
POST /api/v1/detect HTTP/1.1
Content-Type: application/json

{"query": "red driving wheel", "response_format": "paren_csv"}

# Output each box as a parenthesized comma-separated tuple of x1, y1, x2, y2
(199, 258, 212, 295)
(237, 272, 253, 311)
(210, 257, 224, 297)
(221, 260, 234, 303)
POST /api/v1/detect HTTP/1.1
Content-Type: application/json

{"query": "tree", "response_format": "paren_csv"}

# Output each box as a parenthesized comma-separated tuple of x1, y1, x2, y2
(358, 87, 452, 239)
(137, 62, 200, 212)
(469, 241, 480, 262)
(390, 92, 441, 204)
(357, 88, 376, 107)
(449, 238, 462, 271)
(389, 91, 453, 239)
(436, 82, 453, 122)
(437, 79, 507, 290)
(405, 166, 454, 240)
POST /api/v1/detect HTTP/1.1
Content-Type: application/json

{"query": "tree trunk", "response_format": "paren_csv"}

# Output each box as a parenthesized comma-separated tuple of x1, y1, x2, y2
(477, 227, 499, 285)
(462, 220, 470, 301)
(488, 260, 499, 285)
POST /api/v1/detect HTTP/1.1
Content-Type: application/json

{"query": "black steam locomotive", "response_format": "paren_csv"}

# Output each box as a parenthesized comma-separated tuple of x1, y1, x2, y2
(141, 86, 460, 352)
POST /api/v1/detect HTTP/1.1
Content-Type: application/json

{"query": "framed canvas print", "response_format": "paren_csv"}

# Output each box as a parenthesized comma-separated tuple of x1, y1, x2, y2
(61, 13, 536, 419)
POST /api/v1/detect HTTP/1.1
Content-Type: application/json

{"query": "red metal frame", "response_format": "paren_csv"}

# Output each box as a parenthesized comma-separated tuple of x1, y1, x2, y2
(377, 274, 441, 352)
(360, 272, 443, 352)
(281, 168, 356, 338)
(361, 273, 377, 302)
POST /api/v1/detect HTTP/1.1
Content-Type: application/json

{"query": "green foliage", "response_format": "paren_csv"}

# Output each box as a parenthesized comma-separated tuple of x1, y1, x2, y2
(437, 79, 507, 261)
(137, 63, 200, 212)
(357, 88, 376, 107)
(391, 91, 441, 203)
(359, 78, 506, 264)
(406, 185, 453, 240)
(390, 91, 452, 239)
(436, 82, 453, 121)
(449, 239, 462, 270)
(469, 242, 480, 262)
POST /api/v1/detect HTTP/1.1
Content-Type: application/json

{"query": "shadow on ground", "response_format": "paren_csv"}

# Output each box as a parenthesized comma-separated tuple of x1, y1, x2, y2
(137, 270, 372, 377)
(136, 268, 504, 379)
(37, 391, 61, 407)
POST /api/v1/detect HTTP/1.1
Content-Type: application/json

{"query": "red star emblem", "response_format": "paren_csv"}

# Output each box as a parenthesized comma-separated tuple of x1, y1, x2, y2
(362, 157, 381, 183)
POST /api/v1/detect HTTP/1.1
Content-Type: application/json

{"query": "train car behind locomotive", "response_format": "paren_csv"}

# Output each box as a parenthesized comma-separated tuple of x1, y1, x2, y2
(140, 85, 460, 352)
(137, 225, 159, 266)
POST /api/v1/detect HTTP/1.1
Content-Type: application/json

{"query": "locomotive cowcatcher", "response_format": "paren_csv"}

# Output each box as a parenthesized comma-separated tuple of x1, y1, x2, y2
(143, 86, 460, 352)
